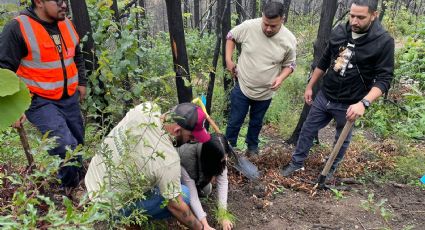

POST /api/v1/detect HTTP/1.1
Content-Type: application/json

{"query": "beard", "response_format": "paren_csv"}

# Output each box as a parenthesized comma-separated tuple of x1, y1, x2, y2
(351, 21, 372, 33)
(173, 135, 186, 147)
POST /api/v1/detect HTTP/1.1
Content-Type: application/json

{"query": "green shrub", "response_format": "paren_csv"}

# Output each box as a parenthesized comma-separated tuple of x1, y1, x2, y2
(385, 151, 425, 184)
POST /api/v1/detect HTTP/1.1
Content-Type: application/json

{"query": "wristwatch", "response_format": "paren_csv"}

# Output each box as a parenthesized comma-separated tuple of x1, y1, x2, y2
(360, 98, 371, 109)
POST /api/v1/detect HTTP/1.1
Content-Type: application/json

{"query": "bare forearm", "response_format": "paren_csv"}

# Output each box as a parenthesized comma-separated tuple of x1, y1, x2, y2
(363, 87, 383, 103)
(277, 66, 293, 82)
(168, 196, 203, 230)
(225, 40, 236, 63)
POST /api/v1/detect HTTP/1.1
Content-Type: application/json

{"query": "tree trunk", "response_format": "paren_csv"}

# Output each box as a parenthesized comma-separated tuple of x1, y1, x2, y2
(259, 0, 267, 17)
(282, 0, 291, 22)
(110, 0, 120, 23)
(222, 0, 232, 93)
(236, 0, 243, 24)
(250, 0, 257, 19)
(194, 0, 200, 30)
(303, 0, 312, 15)
(165, 0, 193, 103)
(379, 0, 386, 21)
(69, 0, 96, 75)
(287, 0, 338, 145)
(69, 0, 109, 124)
(183, 0, 191, 28)
(205, 0, 225, 129)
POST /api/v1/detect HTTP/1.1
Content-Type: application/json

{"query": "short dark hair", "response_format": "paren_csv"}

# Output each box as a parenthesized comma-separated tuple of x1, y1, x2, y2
(350, 0, 378, 12)
(200, 133, 229, 179)
(31, 0, 35, 6)
(263, 1, 284, 19)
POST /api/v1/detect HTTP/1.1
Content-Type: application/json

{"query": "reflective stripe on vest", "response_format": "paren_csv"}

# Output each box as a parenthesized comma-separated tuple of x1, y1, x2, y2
(18, 73, 78, 90)
(20, 58, 74, 69)
(19, 15, 41, 60)
(64, 19, 78, 45)
(15, 15, 80, 100)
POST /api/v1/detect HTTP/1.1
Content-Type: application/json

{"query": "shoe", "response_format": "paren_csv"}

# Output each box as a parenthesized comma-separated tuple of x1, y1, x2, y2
(246, 148, 259, 156)
(281, 163, 304, 177)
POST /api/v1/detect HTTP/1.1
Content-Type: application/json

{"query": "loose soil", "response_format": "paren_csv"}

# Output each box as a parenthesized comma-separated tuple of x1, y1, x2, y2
(220, 125, 425, 230)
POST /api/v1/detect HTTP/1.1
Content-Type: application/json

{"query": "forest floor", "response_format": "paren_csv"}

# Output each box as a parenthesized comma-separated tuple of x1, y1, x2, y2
(217, 124, 425, 230)
(1, 124, 424, 230)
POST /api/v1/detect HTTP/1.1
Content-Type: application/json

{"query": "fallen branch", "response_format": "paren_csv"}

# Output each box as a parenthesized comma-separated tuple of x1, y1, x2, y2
(356, 217, 366, 230)
(16, 126, 34, 170)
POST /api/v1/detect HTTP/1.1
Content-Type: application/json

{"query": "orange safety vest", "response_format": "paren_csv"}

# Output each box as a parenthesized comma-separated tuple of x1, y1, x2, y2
(15, 15, 79, 100)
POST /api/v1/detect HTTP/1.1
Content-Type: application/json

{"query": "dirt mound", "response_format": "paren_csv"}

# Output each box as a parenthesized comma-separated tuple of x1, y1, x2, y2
(222, 125, 424, 230)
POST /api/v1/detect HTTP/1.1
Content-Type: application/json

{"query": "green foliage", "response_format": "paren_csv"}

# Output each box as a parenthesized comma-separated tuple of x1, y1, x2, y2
(0, 128, 27, 168)
(0, 136, 109, 229)
(0, 69, 31, 130)
(360, 192, 393, 223)
(0, 4, 20, 29)
(382, 1, 424, 38)
(385, 150, 425, 184)
(214, 206, 236, 225)
(84, 0, 175, 128)
(265, 65, 306, 138)
(362, 17, 425, 140)
(330, 188, 345, 200)
(83, 0, 216, 131)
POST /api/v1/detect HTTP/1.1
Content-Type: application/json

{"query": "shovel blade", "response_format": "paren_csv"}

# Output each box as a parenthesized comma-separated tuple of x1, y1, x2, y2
(233, 156, 260, 180)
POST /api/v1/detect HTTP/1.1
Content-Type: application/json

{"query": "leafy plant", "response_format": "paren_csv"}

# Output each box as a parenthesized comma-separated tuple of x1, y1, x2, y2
(0, 69, 31, 130)
(330, 188, 344, 200)
(360, 192, 393, 224)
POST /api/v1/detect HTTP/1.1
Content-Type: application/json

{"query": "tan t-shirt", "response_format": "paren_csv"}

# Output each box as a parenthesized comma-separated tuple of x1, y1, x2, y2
(231, 18, 297, 100)
(85, 102, 181, 201)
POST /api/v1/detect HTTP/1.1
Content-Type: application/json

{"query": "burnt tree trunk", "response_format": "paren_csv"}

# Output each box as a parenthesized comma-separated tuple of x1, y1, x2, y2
(194, 0, 200, 30)
(69, 0, 96, 75)
(250, 0, 257, 19)
(222, 0, 232, 93)
(259, 0, 267, 17)
(205, 0, 225, 129)
(287, 0, 338, 145)
(236, 0, 244, 24)
(379, 0, 386, 21)
(70, 0, 109, 124)
(165, 0, 193, 103)
(282, 0, 291, 22)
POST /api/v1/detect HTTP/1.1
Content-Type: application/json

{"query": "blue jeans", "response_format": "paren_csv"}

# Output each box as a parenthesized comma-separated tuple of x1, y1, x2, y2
(291, 91, 354, 172)
(121, 185, 191, 219)
(225, 82, 272, 150)
(25, 92, 84, 188)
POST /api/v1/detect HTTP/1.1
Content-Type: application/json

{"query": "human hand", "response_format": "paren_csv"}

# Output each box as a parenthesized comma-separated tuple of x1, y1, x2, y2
(304, 87, 313, 105)
(226, 60, 237, 79)
(346, 102, 365, 122)
(221, 219, 233, 230)
(77, 86, 87, 102)
(12, 114, 26, 128)
(201, 218, 216, 230)
(270, 76, 284, 91)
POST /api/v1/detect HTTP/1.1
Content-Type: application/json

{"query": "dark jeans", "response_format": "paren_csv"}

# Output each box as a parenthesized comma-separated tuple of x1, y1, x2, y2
(25, 92, 84, 188)
(291, 91, 354, 172)
(225, 82, 272, 150)
(120, 185, 191, 219)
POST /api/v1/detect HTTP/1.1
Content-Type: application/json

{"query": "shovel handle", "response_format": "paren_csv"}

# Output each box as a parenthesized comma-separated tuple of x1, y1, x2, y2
(192, 98, 238, 159)
(320, 120, 354, 177)
(192, 98, 221, 134)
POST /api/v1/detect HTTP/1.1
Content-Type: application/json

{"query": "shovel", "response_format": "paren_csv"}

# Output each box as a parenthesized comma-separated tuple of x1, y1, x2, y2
(314, 120, 354, 190)
(192, 98, 260, 180)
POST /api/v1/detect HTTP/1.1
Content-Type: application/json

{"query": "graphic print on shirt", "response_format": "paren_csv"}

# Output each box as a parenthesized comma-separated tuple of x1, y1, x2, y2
(333, 43, 355, 77)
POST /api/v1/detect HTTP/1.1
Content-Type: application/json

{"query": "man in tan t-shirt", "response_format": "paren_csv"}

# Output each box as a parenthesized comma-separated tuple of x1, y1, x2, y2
(225, 1, 297, 155)
(85, 102, 210, 229)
